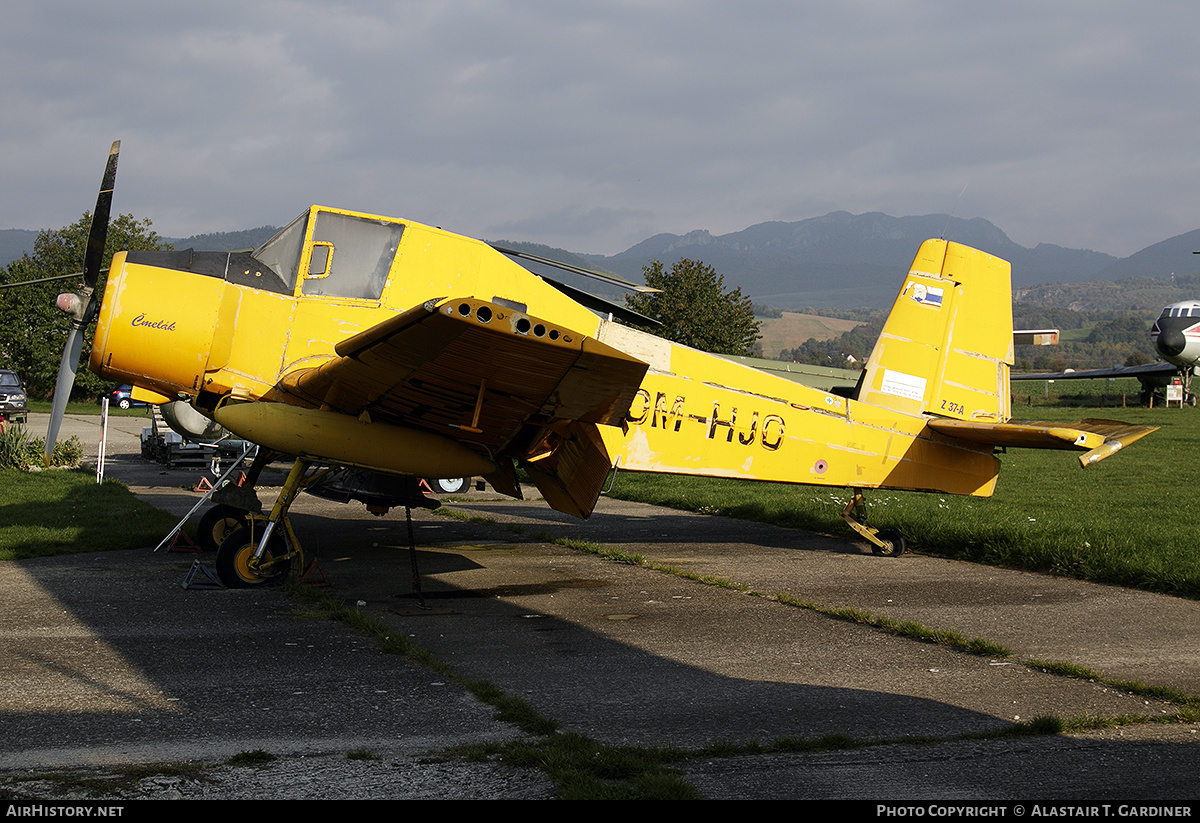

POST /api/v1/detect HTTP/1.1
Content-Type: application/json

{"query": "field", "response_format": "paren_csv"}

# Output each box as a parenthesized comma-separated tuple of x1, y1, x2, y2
(607, 404, 1200, 599)
(755, 311, 862, 359)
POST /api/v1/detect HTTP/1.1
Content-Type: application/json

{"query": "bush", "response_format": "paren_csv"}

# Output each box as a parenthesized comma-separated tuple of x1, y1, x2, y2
(0, 425, 82, 470)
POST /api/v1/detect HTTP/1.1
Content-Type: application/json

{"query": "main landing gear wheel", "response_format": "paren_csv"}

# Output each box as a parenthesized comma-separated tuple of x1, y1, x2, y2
(215, 526, 292, 588)
(197, 505, 254, 552)
(872, 528, 906, 557)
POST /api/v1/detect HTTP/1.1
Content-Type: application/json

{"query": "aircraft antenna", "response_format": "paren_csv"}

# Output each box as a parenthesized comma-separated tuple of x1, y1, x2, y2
(941, 182, 970, 239)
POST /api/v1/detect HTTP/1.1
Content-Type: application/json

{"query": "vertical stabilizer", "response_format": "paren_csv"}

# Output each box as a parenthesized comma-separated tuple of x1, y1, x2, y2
(857, 239, 1012, 422)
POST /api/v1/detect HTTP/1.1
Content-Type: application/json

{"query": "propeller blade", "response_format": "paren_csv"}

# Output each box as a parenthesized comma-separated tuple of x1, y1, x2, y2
(44, 141, 120, 466)
(83, 141, 120, 290)
(45, 325, 84, 466)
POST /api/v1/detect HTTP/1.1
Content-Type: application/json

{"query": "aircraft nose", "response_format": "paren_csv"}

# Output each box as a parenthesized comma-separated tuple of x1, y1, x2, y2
(1156, 327, 1187, 358)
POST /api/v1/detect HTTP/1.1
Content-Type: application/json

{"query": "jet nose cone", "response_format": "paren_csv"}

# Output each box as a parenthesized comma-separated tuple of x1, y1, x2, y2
(1157, 327, 1187, 358)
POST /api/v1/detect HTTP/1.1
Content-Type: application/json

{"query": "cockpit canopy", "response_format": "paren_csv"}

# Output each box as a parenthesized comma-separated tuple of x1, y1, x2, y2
(253, 207, 405, 301)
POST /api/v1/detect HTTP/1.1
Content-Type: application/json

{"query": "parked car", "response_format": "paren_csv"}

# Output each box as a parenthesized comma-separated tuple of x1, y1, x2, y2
(105, 384, 149, 410)
(0, 370, 28, 425)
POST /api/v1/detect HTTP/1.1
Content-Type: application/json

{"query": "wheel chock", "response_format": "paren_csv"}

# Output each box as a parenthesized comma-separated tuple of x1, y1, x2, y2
(167, 529, 201, 553)
(300, 558, 330, 587)
(182, 560, 223, 589)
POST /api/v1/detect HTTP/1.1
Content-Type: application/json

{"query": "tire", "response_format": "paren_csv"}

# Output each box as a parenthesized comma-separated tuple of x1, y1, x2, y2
(215, 526, 292, 588)
(429, 476, 470, 494)
(197, 505, 253, 552)
(117, 398, 132, 409)
(872, 528, 906, 557)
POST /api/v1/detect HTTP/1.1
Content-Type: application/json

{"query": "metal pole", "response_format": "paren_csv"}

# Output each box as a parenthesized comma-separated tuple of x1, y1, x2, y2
(97, 398, 109, 483)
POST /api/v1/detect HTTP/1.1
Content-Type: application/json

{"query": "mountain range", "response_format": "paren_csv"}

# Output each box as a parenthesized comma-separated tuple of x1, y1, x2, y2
(576, 213, 1200, 309)
(5, 212, 1199, 310)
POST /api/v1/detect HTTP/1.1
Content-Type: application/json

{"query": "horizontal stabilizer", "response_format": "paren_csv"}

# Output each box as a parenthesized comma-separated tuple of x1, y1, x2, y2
(927, 418, 1158, 467)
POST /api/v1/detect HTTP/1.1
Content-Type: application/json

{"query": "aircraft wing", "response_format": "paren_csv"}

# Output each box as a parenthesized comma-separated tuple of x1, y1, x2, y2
(266, 297, 649, 516)
(1011, 362, 1178, 381)
(926, 418, 1157, 467)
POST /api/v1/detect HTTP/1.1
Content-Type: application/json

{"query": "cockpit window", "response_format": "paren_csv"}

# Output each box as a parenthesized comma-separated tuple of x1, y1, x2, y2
(301, 211, 404, 300)
(252, 212, 309, 292)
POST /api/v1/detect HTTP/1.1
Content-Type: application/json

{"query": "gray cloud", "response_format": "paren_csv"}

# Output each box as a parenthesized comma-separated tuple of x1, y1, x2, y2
(3, 0, 1200, 259)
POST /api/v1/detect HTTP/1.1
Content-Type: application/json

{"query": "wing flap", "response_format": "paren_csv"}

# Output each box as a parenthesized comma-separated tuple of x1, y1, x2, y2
(927, 418, 1157, 467)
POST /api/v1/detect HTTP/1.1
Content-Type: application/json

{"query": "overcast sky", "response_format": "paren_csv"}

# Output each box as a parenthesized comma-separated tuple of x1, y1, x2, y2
(4, 1, 1200, 259)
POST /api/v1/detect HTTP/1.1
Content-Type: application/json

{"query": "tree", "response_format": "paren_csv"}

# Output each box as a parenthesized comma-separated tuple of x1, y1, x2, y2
(0, 213, 171, 399)
(625, 259, 760, 356)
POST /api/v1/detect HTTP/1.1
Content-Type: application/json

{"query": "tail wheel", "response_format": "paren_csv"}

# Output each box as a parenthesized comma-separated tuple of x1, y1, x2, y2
(197, 505, 254, 552)
(872, 528, 906, 557)
(215, 526, 292, 588)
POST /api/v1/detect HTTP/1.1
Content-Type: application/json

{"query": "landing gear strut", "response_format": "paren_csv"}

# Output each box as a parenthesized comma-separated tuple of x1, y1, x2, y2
(841, 488, 906, 557)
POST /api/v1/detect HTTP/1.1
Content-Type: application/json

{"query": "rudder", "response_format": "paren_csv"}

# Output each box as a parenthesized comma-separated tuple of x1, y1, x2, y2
(856, 239, 1012, 422)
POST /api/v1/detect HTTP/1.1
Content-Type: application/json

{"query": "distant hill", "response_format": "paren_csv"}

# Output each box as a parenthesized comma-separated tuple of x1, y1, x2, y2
(1094, 228, 1200, 281)
(1011, 232, 1200, 315)
(0, 226, 280, 267)
(1013, 278, 1198, 314)
(163, 226, 279, 252)
(582, 212, 1123, 309)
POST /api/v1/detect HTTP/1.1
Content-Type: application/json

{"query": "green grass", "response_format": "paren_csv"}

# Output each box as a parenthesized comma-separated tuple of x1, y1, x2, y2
(607, 405, 1200, 598)
(1010, 377, 1153, 408)
(25, 399, 152, 418)
(0, 469, 182, 559)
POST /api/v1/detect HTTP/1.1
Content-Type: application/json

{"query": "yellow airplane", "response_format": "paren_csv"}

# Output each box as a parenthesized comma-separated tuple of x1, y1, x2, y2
(48, 143, 1156, 587)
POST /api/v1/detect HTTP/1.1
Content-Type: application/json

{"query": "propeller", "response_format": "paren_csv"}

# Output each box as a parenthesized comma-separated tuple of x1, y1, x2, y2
(45, 140, 119, 466)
